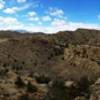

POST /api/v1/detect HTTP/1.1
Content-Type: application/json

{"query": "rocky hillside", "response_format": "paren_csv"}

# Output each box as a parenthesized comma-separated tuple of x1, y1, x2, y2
(0, 28, 100, 100)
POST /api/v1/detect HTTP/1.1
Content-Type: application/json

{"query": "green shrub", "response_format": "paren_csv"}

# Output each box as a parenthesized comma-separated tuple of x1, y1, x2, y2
(15, 76, 25, 88)
(46, 78, 70, 100)
(19, 93, 33, 100)
(35, 74, 51, 84)
(26, 81, 37, 93)
(77, 75, 90, 96)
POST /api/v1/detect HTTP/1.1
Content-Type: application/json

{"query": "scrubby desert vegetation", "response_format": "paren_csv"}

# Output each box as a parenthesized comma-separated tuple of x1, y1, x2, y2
(0, 29, 100, 100)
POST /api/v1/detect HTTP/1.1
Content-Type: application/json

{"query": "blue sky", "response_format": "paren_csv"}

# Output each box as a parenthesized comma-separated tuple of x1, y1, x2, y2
(0, 0, 100, 33)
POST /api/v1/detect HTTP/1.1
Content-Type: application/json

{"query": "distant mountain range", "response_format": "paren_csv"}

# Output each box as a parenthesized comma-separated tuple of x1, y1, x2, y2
(14, 29, 28, 33)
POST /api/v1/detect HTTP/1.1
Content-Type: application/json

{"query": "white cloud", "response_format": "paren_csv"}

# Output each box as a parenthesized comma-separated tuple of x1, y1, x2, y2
(28, 13, 52, 22)
(51, 18, 67, 27)
(17, 4, 30, 10)
(0, 3, 4, 9)
(50, 22, 100, 33)
(28, 11, 37, 17)
(0, 16, 18, 23)
(3, 4, 30, 14)
(48, 7, 64, 17)
(0, 16, 24, 30)
(38, 21, 42, 25)
(3, 8, 16, 14)
(0, 0, 5, 4)
(0, 15, 100, 34)
(27, 11, 40, 22)
(0, 0, 5, 9)
(29, 17, 39, 21)
(26, 19, 100, 33)
(23, 21, 100, 34)
(42, 16, 52, 22)
(68, 22, 100, 31)
(17, 0, 27, 3)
